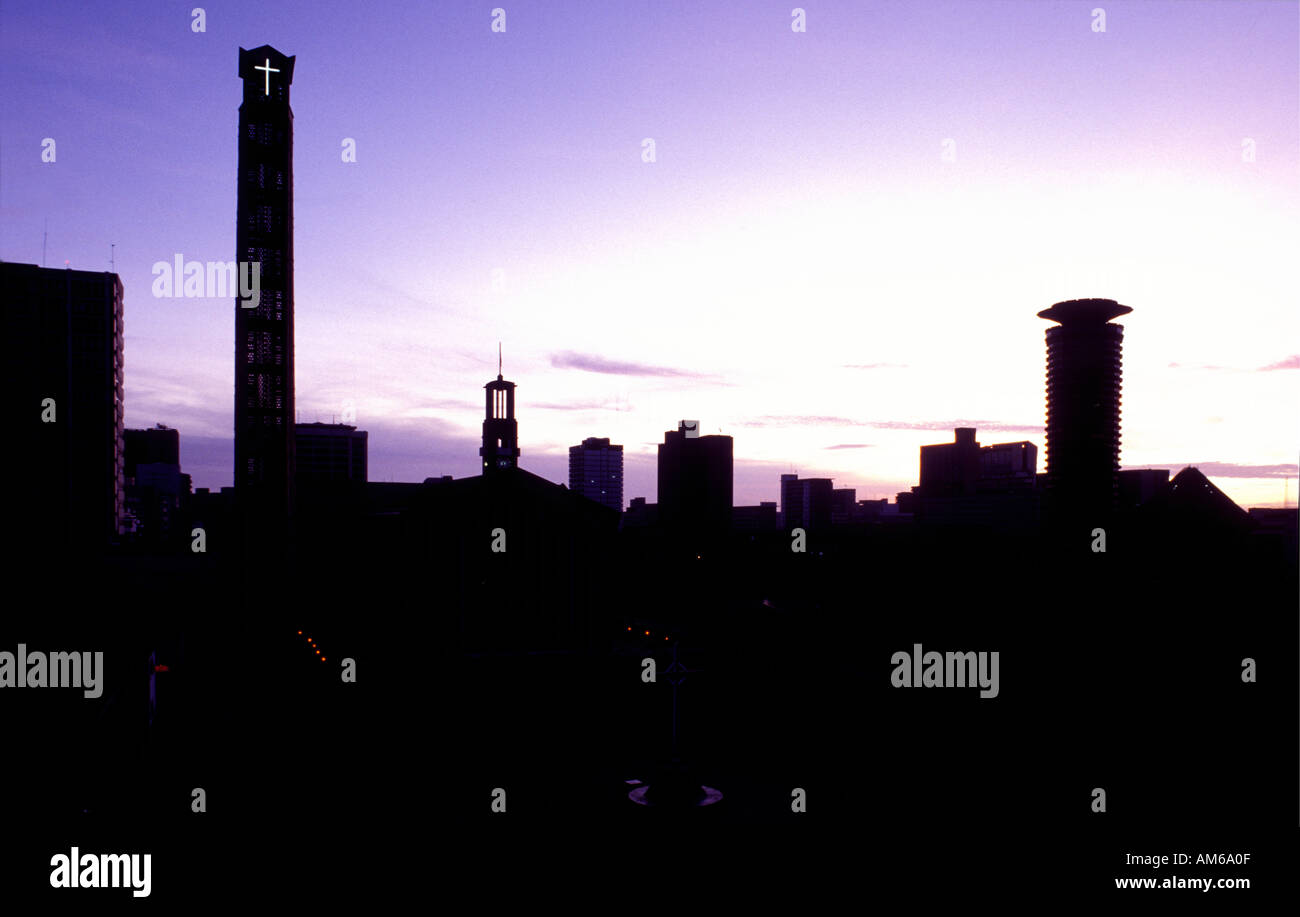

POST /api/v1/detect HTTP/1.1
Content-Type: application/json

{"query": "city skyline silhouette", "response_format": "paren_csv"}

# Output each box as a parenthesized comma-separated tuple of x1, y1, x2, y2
(2, 1, 1297, 904)
(2, 0, 1297, 509)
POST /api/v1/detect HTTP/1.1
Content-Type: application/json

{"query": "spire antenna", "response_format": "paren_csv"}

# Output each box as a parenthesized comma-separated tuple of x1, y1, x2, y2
(498, 341, 502, 377)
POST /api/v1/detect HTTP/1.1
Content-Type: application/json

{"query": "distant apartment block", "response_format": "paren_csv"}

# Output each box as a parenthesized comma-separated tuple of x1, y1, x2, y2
(912, 428, 1041, 531)
(733, 501, 778, 532)
(124, 424, 191, 545)
(2, 262, 125, 551)
(831, 487, 857, 525)
(918, 428, 1038, 497)
(295, 422, 367, 483)
(780, 474, 834, 531)
(623, 496, 659, 529)
(658, 421, 733, 536)
(569, 436, 624, 511)
(1118, 468, 1170, 510)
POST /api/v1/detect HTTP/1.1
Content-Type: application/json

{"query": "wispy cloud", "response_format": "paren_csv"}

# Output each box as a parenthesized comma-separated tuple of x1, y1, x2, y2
(1129, 462, 1299, 479)
(825, 443, 873, 450)
(842, 363, 906, 370)
(550, 351, 712, 379)
(737, 415, 866, 427)
(739, 416, 1040, 434)
(396, 401, 479, 420)
(1165, 358, 1300, 371)
(868, 420, 1042, 433)
(532, 400, 633, 411)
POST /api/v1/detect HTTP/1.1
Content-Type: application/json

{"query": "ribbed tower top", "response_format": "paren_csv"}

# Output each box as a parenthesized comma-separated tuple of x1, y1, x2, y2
(1037, 298, 1132, 325)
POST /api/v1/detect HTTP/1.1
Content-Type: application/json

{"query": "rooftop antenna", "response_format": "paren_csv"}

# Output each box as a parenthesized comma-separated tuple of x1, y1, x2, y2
(498, 341, 502, 377)
(42, 219, 47, 267)
(110, 243, 115, 273)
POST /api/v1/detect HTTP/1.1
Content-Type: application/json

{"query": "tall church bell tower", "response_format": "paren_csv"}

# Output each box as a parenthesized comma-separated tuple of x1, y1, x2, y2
(481, 346, 520, 473)
(235, 45, 296, 551)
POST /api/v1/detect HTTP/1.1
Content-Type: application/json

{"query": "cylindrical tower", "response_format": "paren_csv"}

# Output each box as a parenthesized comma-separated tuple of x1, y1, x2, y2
(1037, 298, 1132, 531)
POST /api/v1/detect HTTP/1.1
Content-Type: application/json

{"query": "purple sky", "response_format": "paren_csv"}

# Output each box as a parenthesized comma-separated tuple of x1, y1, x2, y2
(3, 0, 1297, 507)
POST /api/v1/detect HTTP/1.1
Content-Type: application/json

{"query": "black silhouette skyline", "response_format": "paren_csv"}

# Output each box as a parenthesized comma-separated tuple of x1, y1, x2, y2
(3, 9, 1298, 904)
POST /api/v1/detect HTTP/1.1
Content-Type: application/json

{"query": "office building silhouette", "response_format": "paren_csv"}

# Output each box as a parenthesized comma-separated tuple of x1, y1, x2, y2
(910, 428, 1041, 531)
(916, 428, 1038, 497)
(124, 424, 190, 547)
(780, 474, 834, 531)
(295, 422, 367, 483)
(1037, 298, 1132, 531)
(658, 421, 733, 539)
(568, 436, 623, 511)
(732, 501, 778, 532)
(978, 441, 1037, 489)
(1, 262, 125, 554)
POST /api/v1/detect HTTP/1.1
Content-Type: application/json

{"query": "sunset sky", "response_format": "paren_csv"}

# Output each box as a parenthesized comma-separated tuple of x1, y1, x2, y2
(3, 0, 1297, 508)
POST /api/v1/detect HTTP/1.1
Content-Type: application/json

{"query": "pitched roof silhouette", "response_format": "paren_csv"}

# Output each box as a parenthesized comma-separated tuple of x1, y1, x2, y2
(1136, 466, 1254, 534)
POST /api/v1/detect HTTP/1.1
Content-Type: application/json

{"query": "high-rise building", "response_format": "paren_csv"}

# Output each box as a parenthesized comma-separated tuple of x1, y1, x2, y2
(1037, 298, 1132, 529)
(125, 424, 179, 475)
(919, 427, 981, 497)
(1118, 468, 1169, 510)
(2, 262, 125, 552)
(124, 424, 189, 546)
(830, 487, 857, 525)
(911, 428, 1041, 531)
(978, 441, 1037, 489)
(481, 357, 520, 473)
(780, 475, 834, 530)
(779, 474, 798, 529)
(623, 496, 659, 529)
(569, 437, 623, 511)
(732, 501, 778, 532)
(295, 422, 367, 483)
(235, 45, 297, 549)
(657, 420, 732, 536)
(917, 429, 1038, 497)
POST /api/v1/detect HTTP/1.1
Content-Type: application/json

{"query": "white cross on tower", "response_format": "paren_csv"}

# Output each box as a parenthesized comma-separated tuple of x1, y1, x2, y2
(254, 58, 279, 96)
